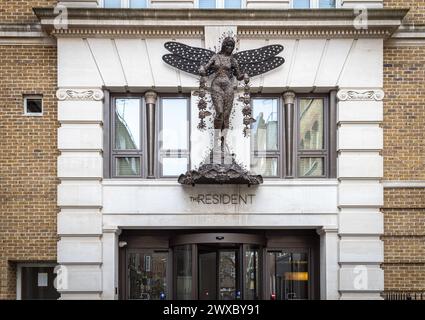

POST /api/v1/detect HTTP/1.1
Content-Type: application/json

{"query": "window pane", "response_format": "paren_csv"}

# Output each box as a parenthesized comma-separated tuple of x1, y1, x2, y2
(175, 245, 192, 300)
(219, 251, 236, 300)
(251, 99, 279, 152)
(199, 0, 216, 8)
(245, 248, 259, 300)
(225, 0, 242, 8)
(293, 0, 310, 8)
(104, 0, 121, 8)
(115, 98, 140, 150)
(116, 157, 141, 176)
(319, 0, 336, 8)
(128, 251, 168, 300)
(250, 157, 278, 177)
(26, 99, 42, 114)
(299, 157, 324, 177)
(161, 99, 188, 150)
(299, 98, 324, 150)
(162, 157, 188, 176)
(268, 251, 309, 300)
(130, 0, 147, 8)
(21, 267, 60, 300)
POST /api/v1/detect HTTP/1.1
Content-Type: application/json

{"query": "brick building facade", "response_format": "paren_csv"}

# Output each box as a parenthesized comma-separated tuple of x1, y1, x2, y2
(0, 0, 424, 300)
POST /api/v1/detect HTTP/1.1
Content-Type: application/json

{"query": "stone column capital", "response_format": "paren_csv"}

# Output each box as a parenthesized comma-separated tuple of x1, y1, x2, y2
(103, 226, 121, 235)
(316, 226, 339, 236)
(283, 91, 296, 104)
(144, 91, 158, 105)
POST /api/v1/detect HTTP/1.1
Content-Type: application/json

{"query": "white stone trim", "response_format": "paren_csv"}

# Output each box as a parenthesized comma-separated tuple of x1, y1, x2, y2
(337, 89, 384, 101)
(383, 180, 425, 188)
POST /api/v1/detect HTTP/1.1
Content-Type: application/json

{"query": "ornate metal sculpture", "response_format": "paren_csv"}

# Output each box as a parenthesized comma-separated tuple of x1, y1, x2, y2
(163, 38, 284, 139)
(162, 37, 284, 185)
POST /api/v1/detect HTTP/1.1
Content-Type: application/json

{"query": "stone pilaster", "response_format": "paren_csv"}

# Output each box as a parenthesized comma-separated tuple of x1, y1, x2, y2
(336, 88, 385, 299)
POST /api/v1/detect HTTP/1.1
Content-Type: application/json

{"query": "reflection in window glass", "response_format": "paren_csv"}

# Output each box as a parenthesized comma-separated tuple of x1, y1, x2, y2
(128, 251, 168, 300)
(268, 251, 309, 300)
(251, 99, 278, 152)
(161, 99, 188, 150)
(104, 0, 121, 8)
(199, 0, 216, 8)
(115, 99, 140, 150)
(245, 248, 259, 300)
(219, 251, 237, 300)
(225, 0, 242, 8)
(319, 0, 336, 8)
(250, 157, 278, 177)
(116, 157, 140, 176)
(299, 157, 324, 177)
(162, 158, 188, 177)
(130, 0, 147, 8)
(299, 99, 324, 150)
(175, 245, 192, 300)
(293, 0, 310, 8)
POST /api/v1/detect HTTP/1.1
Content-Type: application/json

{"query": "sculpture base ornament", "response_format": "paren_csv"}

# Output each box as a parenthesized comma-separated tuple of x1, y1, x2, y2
(178, 148, 263, 186)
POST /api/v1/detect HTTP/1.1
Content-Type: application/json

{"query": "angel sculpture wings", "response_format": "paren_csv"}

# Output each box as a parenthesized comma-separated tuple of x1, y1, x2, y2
(162, 37, 284, 145)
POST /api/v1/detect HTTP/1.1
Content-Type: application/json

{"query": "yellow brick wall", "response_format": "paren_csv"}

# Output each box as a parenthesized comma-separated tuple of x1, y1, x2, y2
(384, 1, 425, 25)
(0, 45, 58, 299)
(0, 1, 57, 24)
(383, 42, 425, 296)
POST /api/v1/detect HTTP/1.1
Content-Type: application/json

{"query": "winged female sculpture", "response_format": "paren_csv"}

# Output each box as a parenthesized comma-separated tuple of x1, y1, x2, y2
(163, 37, 285, 148)
(163, 37, 284, 185)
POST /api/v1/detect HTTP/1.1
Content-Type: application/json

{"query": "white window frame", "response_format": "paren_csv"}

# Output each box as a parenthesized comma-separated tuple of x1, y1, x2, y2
(291, 0, 340, 8)
(195, 0, 246, 9)
(100, 0, 151, 8)
(16, 263, 57, 300)
(23, 95, 43, 116)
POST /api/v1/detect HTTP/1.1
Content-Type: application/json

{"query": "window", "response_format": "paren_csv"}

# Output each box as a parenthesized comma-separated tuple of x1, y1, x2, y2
(250, 94, 332, 178)
(102, 0, 148, 8)
(24, 95, 43, 116)
(251, 98, 280, 177)
(297, 97, 327, 177)
(159, 97, 190, 177)
(267, 250, 310, 300)
(108, 95, 190, 178)
(107, 93, 333, 179)
(127, 250, 168, 300)
(17, 264, 59, 300)
(112, 97, 143, 177)
(292, 0, 336, 8)
(198, 0, 243, 8)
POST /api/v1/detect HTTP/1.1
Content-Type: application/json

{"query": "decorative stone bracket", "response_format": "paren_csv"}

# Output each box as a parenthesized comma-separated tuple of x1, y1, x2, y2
(56, 88, 104, 101)
(337, 89, 385, 101)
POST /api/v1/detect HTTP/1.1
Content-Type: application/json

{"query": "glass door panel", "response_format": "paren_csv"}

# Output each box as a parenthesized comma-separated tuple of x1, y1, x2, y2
(267, 251, 309, 300)
(219, 250, 237, 300)
(244, 246, 260, 300)
(199, 250, 217, 300)
(127, 250, 168, 300)
(174, 245, 193, 300)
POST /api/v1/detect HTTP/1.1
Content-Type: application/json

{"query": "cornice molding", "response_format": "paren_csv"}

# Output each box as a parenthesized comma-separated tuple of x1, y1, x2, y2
(337, 89, 385, 101)
(238, 28, 392, 38)
(52, 27, 204, 37)
(56, 88, 104, 101)
(33, 8, 408, 39)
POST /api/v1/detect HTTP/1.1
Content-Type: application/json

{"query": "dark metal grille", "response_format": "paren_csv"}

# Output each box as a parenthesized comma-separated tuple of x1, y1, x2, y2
(383, 291, 425, 300)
